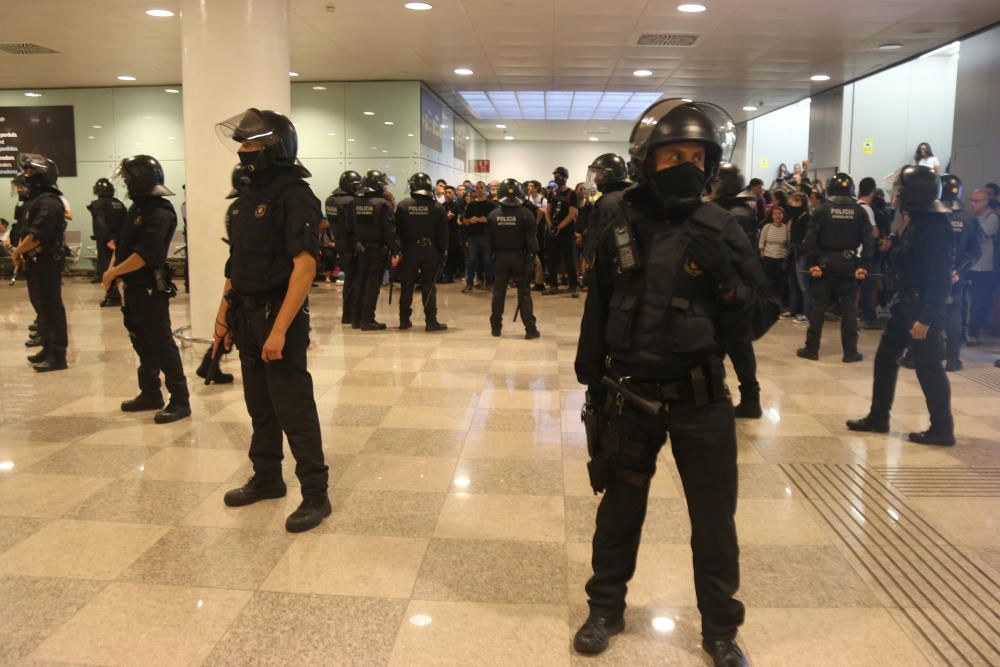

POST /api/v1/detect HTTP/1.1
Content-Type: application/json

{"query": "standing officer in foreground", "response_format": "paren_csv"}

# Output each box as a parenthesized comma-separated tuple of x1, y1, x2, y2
(102, 155, 190, 423)
(797, 172, 874, 362)
(352, 170, 400, 330)
(848, 165, 955, 446)
(326, 170, 362, 324)
(10, 153, 69, 372)
(212, 108, 330, 533)
(88, 177, 127, 308)
(396, 172, 448, 331)
(575, 99, 778, 666)
(938, 174, 981, 371)
(487, 179, 539, 339)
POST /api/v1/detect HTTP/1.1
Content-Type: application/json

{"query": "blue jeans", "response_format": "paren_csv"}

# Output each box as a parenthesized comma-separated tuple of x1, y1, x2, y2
(465, 235, 493, 287)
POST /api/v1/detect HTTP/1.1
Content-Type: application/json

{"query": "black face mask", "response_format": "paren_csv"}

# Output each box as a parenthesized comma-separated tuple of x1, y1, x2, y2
(238, 150, 262, 168)
(649, 162, 706, 207)
(787, 205, 803, 219)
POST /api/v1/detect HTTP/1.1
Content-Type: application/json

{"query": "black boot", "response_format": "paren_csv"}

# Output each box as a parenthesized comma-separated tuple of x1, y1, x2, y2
(399, 319, 412, 330)
(703, 639, 749, 667)
(32, 348, 68, 373)
(846, 413, 889, 433)
(572, 612, 624, 655)
(524, 328, 540, 340)
(491, 327, 502, 337)
(121, 392, 165, 412)
(25, 335, 45, 348)
(196, 348, 234, 384)
(361, 320, 387, 331)
(285, 495, 332, 533)
(908, 430, 956, 447)
(28, 323, 38, 333)
(224, 476, 287, 507)
(842, 352, 864, 363)
(945, 358, 963, 372)
(154, 400, 191, 424)
(796, 347, 819, 361)
(425, 321, 448, 332)
(734, 397, 762, 419)
(100, 295, 121, 308)
(27, 347, 48, 364)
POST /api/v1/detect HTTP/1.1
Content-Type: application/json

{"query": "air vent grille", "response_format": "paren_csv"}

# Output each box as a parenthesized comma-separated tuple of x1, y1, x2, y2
(0, 43, 59, 55)
(636, 34, 698, 47)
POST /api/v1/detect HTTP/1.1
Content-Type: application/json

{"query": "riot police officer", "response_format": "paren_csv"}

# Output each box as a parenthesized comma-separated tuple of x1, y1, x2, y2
(212, 108, 331, 533)
(10, 174, 36, 340)
(101, 155, 190, 423)
(711, 163, 763, 418)
(574, 99, 778, 666)
(581, 153, 631, 268)
(396, 172, 448, 331)
(487, 179, 539, 339)
(88, 177, 127, 307)
(352, 170, 400, 330)
(326, 170, 362, 324)
(848, 165, 955, 446)
(939, 174, 981, 371)
(10, 153, 69, 372)
(797, 172, 874, 362)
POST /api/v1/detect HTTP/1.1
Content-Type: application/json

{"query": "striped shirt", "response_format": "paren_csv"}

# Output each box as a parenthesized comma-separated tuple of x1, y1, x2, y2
(759, 222, 791, 259)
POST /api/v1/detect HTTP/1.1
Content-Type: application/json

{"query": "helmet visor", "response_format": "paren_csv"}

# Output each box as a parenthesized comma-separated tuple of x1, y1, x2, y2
(629, 99, 737, 165)
(110, 161, 127, 188)
(585, 167, 604, 193)
(215, 109, 282, 152)
(16, 152, 48, 173)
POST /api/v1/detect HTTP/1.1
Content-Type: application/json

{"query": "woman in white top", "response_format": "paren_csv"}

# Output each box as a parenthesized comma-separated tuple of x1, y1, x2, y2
(914, 143, 941, 174)
(759, 205, 791, 299)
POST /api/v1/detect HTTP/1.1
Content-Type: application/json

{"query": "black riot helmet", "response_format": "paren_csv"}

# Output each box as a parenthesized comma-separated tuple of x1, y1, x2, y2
(498, 178, 525, 206)
(215, 108, 310, 177)
(111, 155, 174, 198)
(627, 98, 736, 183)
(359, 170, 388, 196)
(408, 172, 433, 197)
(712, 163, 754, 201)
(339, 170, 363, 195)
(226, 164, 250, 200)
(939, 173, 964, 210)
(93, 178, 115, 197)
(16, 153, 59, 188)
(826, 172, 856, 203)
(898, 165, 949, 214)
(585, 153, 629, 193)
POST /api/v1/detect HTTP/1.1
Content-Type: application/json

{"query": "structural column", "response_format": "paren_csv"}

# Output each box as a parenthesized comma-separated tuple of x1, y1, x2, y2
(180, 0, 291, 337)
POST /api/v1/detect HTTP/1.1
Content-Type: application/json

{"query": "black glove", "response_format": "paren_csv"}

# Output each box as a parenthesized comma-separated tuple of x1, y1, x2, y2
(687, 233, 736, 287)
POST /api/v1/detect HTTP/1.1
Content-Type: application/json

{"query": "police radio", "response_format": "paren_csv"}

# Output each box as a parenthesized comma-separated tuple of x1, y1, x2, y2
(612, 222, 640, 273)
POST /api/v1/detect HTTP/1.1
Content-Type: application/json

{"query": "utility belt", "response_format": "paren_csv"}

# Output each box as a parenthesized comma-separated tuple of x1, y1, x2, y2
(405, 237, 434, 248)
(603, 356, 728, 416)
(228, 286, 287, 314)
(22, 240, 63, 263)
(122, 265, 177, 298)
(821, 248, 857, 260)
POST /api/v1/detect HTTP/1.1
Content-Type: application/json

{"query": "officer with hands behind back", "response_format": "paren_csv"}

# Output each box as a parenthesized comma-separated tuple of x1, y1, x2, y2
(212, 108, 331, 533)
(10, 153, 70, 372)
(848, 165, 956, 446)
(574, 99, 779, 666)
(352, 170, 400, 330)
(395, 172, 448, 332)
(326, 170, 362, 324)
(797, 172, 874, 362)
(88, 177, 127, 307)
(103, 155, 190, 423)
(487, 179, 540, 339)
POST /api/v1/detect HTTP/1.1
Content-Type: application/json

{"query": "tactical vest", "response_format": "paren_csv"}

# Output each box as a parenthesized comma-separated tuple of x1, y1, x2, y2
(121, 198, 176, 271)
(491, 206, 528, 252)
(353, 195, 387, 244)
(604, 202, 729, 378)
(948, 208, 974, 270)
(227, 173, 315, 294)
(399, 198, 436, 241)
(817, 201, 863, 252)
(23, 192, 66, 253)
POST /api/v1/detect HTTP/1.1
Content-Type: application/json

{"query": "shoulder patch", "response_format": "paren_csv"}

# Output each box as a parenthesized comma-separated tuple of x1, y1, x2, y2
(255, 204, 267, 218)
(134, 215, 143, 226)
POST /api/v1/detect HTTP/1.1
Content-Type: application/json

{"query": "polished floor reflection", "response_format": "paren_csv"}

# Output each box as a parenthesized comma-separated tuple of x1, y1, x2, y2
(1, 280, 999, 666)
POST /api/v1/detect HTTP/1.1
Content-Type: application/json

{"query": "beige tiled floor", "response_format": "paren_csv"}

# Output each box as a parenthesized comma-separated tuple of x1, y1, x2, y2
(1, 280, 998, 666)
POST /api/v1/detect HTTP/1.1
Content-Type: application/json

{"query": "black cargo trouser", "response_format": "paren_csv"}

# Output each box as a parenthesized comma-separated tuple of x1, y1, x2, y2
(587, 395, 744, 641)
(353, 245, 387, 326)
(341, 253, 359, 323)
(491, 251, 535, 330)
(122, 280, 189, 401)
(96, 242, 119, 300)
(29, 253, 68, 350)
(546, 227, 578, 288)
(870, 300, 953, 435)
(805, 270, 859, 355)
(945, 283, 966, 363)
(233, 298, 328, 498)
(399, 244, 441, 324)
(726, 337, 759, 401)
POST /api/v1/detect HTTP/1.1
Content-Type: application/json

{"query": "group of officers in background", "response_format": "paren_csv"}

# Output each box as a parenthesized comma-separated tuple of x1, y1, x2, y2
(3, 97, 976, 664)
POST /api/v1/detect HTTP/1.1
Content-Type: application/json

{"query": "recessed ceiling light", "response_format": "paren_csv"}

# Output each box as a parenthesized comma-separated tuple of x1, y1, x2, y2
(117, 75, 137, 81)
(312, 85, 327, 90)
(145, 9, 174, 17)
(382, 149, 387, 153)
(371, 146, 377, 150)
(454, 68, 474, 76)
(878, 43, 903, 50)
(633, 69, 653, 77)
(465, 136, 470, 140)
(87, 135, 95, 139)
(404, 2, 433, 9)
(742, 105, 757, 111)
(92, 124, 102, 129)
(289, 71, 299, 77)
(348, 138, 355, 142)
(363, 111, 375, 116)
(441, 124, 448, 128)
(164, 88, 180, 93)
(328, 132, 336, 136)
(588, 136, 599, 142)
(384, 121, 394, 125)
(24, 91, 42, 97)
(678, 3, 707, 12)
(504, 136, 514, 141)
(495, 124, 507, 129)
(407, 133, 414, 137)
(810, 74, 831, 81)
